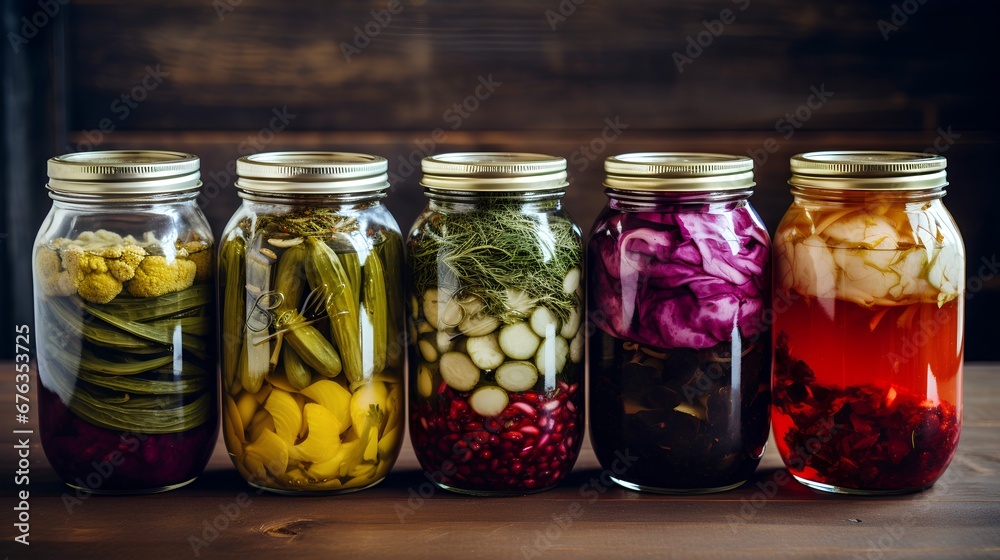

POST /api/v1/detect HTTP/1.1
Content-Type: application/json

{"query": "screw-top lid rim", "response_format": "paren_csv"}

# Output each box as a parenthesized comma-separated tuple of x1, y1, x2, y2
(420, 152, 568, 192)
(47, 150, 201, 195)
(790, 151, 948, 190)
(604, 152, 755, 192)
(236, 151, 389, 194)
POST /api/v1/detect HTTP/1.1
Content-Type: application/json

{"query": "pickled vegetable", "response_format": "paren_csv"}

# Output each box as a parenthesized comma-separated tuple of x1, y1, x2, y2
(772, 197, 964, 492)
(36, 229, 216, 491)
(407, 201, 584, 494)
(588, 203, 771, 492)
(221, 210, 404, 493)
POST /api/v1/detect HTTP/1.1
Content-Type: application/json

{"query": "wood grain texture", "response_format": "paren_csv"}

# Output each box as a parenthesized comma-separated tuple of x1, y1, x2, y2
(1, 363, 998, 559)
(65, 0, 999, 132)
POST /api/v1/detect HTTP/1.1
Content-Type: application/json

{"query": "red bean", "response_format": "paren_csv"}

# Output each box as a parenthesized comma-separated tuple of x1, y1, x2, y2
(411, 386, 583, 493)
(512, 402, 537, 418)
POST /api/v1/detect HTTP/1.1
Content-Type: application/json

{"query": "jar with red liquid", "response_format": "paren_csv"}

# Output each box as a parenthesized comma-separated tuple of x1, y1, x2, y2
(407, 153, 584, 495)
(33, 151, 217, 493)
(588, 153, 772, 493)
(773, 151, 964, 494)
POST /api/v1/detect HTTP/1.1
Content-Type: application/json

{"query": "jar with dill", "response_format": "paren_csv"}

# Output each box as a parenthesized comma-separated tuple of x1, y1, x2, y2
(407, 153, 584, 496)
(33, 151, 217, 493)
(220, 152, 405, 494)
(589, 153, 771, 494)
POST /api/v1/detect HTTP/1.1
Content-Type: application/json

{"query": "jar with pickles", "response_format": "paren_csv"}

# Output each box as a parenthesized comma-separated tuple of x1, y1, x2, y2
(220, 152, 405, 494)
(773, 151, 964, 494)
(34, 151, 217, 493)
(588, 153, 771, 493)
(408, 153, 585, 495)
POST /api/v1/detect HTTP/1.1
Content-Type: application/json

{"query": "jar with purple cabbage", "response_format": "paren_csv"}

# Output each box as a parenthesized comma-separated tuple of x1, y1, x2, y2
(588, 153, 771, 493)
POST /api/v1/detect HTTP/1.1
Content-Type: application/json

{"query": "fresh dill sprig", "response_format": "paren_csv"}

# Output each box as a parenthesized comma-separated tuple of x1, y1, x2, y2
(408, 202, 582, 323)
(240, 206, 369, 239)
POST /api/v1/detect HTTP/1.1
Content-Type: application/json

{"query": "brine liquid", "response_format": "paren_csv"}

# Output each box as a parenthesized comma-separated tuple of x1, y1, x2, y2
(589, 331, 770, 492)
(772, 294, 963, 491)
(39, 385, 216, 492)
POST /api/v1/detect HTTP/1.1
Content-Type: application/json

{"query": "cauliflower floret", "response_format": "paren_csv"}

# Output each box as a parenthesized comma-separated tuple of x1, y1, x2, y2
(61, 246, 123, 304)
(98, 244, 146, 282)
(35, 247, 76, 297)
(127, 256, 196, 297)
(39, 230, 202, 302)
(93, 229, 123, 244)
(77, 271, 124, 304)
(177, 240, 212, 280)
(186, 250, 212, 280)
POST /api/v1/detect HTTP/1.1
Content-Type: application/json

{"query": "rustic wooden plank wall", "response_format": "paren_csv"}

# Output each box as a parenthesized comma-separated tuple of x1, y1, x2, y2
(2, 0, 997, 358)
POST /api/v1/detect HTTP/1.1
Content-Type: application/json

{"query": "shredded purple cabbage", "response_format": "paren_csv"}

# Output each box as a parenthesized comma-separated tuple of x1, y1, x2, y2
(590, 207, 770, 349)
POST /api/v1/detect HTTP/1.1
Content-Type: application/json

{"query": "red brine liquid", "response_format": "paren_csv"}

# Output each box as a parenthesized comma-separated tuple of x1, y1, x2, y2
(39, 385, 216, 492)
(772, 295, 962, 492)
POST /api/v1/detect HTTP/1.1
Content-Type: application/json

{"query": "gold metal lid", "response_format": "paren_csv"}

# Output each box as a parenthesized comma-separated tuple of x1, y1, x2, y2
(420, 152, 568, 192)
(789, 151, 948, 190)
(236, 152, 389, 194)
(604, 152, 755, 191)
(47, 150, 201, 195)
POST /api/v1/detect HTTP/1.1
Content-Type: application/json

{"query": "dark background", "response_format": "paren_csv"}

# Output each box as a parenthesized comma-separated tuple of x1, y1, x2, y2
(1, 0, 997, 359)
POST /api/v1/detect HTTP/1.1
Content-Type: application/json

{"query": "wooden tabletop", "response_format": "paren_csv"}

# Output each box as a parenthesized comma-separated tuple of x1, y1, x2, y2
(2, 361, 998, 559)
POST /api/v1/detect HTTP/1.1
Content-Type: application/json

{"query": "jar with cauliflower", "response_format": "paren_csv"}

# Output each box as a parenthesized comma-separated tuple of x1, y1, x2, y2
(772, 151, 964, 494)
(34, 151, 217, 493)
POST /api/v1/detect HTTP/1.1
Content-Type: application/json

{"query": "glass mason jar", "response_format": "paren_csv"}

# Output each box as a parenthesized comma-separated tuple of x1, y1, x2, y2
(407, 153, 585, 495)
(589, 153, 772, 493)
(773, 151, 964, 494)
(33, 151, 217, 493)
(220, 152, 405, 494)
